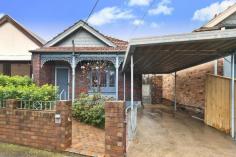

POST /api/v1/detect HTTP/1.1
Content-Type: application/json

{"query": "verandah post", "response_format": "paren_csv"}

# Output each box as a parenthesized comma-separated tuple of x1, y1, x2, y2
(116, 55, 119, 100)
(72, 40, 76, 104)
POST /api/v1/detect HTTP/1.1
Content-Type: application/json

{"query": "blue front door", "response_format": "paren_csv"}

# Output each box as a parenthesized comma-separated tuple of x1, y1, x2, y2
(56, 67, 69, 100)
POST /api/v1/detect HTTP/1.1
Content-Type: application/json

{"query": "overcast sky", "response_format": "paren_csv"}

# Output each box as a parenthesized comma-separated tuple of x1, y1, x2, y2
(0, 0, 235, 41)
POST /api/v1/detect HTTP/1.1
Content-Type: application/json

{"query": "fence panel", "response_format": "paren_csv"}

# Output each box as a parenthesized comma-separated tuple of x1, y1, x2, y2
(18, 100, 56, 110)
(205, 74, 236, 133)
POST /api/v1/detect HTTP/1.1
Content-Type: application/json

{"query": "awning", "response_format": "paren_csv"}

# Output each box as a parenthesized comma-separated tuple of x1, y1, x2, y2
(122, 29, 236, 74)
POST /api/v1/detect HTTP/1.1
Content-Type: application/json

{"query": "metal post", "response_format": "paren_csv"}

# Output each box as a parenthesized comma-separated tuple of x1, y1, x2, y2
(116, 56, 119, 100)
(214, 60, 218, 75)
(231, 53, 235, 139)
(174, 72, 177, 111)
(124, 73, 126, 101)
(131, 55, 134, 110)
(72, 40, 76, 104)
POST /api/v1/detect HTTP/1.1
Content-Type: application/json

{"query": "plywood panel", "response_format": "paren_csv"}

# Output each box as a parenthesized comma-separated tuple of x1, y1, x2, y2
(205, 74, 234, 134)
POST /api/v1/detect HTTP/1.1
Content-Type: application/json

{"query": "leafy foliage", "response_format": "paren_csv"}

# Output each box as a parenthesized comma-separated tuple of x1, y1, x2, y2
(0, 75, 32, 86)
(72, 93, 109, 128)
(0, 75, 57, 101)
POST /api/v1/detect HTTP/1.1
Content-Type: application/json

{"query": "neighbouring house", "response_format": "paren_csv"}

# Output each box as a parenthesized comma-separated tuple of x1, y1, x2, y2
(148, 3, 236, 112)
(31, 20, 142, 100)
(0, 15, 44, 77)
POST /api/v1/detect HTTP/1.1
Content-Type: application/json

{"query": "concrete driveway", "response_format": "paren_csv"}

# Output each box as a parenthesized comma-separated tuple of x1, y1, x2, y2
(127, 104, 236, 157)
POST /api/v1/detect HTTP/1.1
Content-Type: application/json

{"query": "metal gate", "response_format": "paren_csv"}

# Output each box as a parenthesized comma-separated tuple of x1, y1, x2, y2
(126, 102, 139, 141)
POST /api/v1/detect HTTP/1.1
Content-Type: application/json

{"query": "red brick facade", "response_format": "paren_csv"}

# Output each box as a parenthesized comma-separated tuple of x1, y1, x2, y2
(32, 54, 142, 101)
(0, 99, 72, 151)
(153, 59, 224, 111)
(105, 101, 126, 157)
(150, 76, 163, 104)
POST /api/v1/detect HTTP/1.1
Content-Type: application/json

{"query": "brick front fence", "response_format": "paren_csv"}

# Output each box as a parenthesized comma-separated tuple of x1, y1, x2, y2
(105, 101, 126, 157)
(0, 99, 72, 151)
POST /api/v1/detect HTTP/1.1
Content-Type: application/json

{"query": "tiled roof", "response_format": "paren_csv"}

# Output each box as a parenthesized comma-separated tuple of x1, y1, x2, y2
(104, 36, 128, 47)
(31, 35, 128, 53)
(32, 20, 128, 53)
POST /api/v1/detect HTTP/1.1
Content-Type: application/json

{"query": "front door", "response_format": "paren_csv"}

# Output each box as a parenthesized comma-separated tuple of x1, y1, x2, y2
(56, 67, 69, 100)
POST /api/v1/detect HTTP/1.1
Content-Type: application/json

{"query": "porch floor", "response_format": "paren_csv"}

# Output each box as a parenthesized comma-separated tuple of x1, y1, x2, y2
(128, 104, 236, 157)
(65, 120, 105, 157)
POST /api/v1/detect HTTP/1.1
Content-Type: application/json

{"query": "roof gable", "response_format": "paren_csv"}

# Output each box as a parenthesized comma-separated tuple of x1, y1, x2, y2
(44, 20, 116, 47)
(218, 11, 236, 27)
(54, 27, 108, 47)
(203, 3, 236, 28)
(0, 15, 45, 46)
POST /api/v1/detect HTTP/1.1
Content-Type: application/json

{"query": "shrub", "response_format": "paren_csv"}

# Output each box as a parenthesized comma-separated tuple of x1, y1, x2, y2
(72, 93, 108, 128)
(0, 75, 32, 86)
(0, 75, 57, 101)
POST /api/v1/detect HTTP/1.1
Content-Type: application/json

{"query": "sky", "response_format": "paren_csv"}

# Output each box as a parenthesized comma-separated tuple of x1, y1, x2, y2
(0, 0, 236, 41)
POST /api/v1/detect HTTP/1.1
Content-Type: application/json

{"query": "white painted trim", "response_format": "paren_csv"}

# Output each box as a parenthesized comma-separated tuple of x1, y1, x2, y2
(204, 4, 236, 28)
(116, 56, 119, 100)
(131, 55, 134, 110)
(55, 66, 70, 100)
(45, 21, 116, 47)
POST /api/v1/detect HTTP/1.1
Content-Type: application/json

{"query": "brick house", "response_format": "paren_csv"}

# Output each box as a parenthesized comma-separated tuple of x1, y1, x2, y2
(31, 20, 142, 101)
(149, 3, 236, 112)
(0, 15, 44, 77)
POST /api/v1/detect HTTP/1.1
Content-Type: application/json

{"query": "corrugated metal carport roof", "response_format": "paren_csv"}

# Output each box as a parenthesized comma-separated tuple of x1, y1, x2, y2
(122, 29, 236, 74)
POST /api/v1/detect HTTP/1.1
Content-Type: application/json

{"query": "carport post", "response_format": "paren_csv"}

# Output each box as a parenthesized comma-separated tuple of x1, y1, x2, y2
(174, 72, 177, 111)
(231, 53, 235, 139)
(131, 55, 134, 110)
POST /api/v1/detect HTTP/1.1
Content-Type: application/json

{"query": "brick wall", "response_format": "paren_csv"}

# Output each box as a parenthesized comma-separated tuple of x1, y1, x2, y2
(32, 53, 41, 85)
(105, 101, 126, 157)
(162, 59, 224, 111)
(151, 76, 162, 104)
(0, 99, 72, 151)
(118, 71, 142, 101)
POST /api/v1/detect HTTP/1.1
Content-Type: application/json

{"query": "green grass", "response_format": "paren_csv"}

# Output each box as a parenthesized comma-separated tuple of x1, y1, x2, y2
(0, 142, 81, 157)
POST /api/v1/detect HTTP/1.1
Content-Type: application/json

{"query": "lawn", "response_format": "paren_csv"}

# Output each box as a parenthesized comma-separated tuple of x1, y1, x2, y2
(0, 142, 82, 157)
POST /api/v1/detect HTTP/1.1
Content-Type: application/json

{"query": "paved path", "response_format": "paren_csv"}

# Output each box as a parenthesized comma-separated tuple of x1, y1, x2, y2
(66, 120, 105, 157)
(128, 105, 236, 157)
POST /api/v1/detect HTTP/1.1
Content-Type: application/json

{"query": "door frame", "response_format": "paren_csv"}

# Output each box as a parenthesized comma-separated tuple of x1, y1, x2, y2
(55, 66, 70, 100)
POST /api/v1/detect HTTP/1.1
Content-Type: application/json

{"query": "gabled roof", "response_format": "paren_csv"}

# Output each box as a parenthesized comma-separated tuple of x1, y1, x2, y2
(0, 14, 45, 46)
(203, 3, 236, 28)
(32, 35, 128, 53)
(44, 20, 117, 47)
(195, 3, 236, 32)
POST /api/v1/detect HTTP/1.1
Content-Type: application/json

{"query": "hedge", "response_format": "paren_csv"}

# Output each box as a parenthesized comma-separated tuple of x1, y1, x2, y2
(0, 75, 57, 101)
(0, 75, 32, 86)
